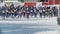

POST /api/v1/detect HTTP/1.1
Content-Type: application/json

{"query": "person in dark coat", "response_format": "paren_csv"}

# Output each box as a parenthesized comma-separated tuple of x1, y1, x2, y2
(18, 9, 22, 18)
(30, 9, 33, 17)
(2, 7, 6, 20)
(0, 7, 2, 16)
(52, 7, 58, 16)
(33, 9, 37, 17)
(26, 7, 30, 18)
(42, 7, 46, 17)
(22, 9, 26, 17)
(39, 9, 42, 18)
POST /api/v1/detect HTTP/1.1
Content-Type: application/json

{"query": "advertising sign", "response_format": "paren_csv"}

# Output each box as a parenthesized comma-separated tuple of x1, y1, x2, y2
(24, 2, 36, 7)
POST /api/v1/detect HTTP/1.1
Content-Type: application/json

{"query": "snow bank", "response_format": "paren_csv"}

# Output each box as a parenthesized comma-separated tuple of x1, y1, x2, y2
(0, 17, 57, 25)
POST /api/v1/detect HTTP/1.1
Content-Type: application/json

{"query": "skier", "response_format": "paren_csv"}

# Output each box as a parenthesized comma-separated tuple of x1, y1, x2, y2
(30, 9, 33, 17)
(8, 7, 11, 17)
(42, 7, 46, 17)
(10, 6, 15, 18)
(52, 7, 58, 16)
(18, 9, 22, 18)
(34, 9, 37, 17)
(26, 7, 30, 18)
(2, 7, 6, 20)
(0, 7, 2, 16)
(39, 9, 42, 18)
(49, 9, 53, 17)
(5, 9, 9, 17)
(22, 9, 26, 17)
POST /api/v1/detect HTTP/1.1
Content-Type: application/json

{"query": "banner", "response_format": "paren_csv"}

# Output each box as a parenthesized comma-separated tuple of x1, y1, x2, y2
(36, 2, 42, 9)
(36, 2, 42, 7)
(24, 2, 36, 7)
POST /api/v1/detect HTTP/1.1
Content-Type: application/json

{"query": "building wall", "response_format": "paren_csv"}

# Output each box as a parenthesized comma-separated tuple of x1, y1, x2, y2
(55, 0, 59, 4)
(42, 0, 60, 5)
(3, 0, 60, 6)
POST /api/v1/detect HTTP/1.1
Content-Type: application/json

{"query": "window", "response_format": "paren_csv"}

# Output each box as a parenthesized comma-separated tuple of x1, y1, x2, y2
(40, 0, 48, 2)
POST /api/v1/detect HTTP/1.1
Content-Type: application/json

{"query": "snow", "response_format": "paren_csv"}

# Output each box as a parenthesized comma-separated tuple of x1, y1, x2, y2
(0, 17, 58, 25)
(34, 31, 58, 34)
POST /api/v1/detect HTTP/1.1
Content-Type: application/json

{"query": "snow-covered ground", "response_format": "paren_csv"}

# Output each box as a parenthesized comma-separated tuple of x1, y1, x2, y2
(0, 24, 58, 34)
(34, 31, 58, 34)
(0, 16, 57, 25)
(34, 25, 60, 34)
(0, 16, 59, 34)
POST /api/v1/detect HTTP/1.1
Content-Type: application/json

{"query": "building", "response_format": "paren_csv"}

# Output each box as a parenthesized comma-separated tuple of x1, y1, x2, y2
(41, 0, 60, 5)
(1, 0, 60, 7)
(3, 0, 60, 5)
(24, 0, 60, 7)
